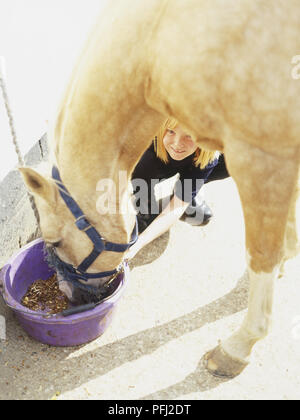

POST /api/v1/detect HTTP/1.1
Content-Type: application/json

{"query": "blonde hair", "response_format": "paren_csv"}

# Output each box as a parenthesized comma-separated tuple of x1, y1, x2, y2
(154, 117, 219, 169)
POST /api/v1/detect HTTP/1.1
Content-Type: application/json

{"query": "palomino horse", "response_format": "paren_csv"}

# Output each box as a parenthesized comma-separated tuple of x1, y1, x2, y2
(20, 0, 300, 378)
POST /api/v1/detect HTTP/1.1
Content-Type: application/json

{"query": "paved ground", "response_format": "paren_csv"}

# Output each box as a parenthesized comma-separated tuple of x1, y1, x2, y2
(1, 177, 300, 400)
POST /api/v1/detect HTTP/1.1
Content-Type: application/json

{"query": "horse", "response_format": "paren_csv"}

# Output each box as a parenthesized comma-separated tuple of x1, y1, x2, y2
(19, 0, 300, 378)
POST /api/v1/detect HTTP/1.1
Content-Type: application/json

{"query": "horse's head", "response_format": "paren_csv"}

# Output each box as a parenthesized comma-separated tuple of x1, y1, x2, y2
(19, 167, 69, 250)
(19, 166, 137, 296)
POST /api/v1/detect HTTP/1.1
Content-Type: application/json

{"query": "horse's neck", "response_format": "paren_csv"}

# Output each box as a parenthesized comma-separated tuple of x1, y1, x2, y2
(48, 0, 167, 241)
(53, 96, 163, 212)
(50, 56, 163, 240)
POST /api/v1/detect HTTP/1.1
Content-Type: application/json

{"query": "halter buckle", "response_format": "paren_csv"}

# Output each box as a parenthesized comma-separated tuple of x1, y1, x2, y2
(75, 215, 91, 232)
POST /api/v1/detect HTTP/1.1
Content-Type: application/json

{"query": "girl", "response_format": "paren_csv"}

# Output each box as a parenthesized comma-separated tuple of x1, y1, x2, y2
(128, 118, 229, 259)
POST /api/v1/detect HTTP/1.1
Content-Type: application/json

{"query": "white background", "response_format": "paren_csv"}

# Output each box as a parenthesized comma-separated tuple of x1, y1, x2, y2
(0, 0, 107, 181)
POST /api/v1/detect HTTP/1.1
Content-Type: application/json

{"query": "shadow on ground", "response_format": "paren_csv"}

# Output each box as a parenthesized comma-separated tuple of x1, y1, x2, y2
(129, 230, 170, 268)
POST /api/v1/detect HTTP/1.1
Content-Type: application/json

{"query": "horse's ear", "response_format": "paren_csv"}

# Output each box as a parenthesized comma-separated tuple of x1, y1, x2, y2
(19, 167, 56, 204)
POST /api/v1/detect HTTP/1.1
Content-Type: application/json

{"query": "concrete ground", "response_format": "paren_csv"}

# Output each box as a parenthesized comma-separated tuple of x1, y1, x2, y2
(1, 177, 300, 400)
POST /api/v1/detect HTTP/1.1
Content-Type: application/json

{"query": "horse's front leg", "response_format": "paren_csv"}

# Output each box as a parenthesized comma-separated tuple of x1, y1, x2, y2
(205, 141, 299, 378)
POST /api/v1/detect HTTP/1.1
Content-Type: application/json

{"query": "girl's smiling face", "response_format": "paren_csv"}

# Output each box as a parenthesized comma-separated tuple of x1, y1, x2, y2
(163, 125, 198, 161)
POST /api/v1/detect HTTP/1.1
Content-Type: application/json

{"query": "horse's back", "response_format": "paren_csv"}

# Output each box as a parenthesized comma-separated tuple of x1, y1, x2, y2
(55, 0, 300, 153)
(145, 0, 300, 149)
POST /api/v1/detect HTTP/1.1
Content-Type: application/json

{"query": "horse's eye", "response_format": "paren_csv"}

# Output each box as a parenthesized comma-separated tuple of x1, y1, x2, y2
(47, 241, 61, 248)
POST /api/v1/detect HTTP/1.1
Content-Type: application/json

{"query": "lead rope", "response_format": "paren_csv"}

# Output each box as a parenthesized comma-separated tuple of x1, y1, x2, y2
(0, 57, 40, 232)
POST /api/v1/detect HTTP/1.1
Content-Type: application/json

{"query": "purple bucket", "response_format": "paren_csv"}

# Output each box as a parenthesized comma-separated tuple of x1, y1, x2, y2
(0, 239, 129, 347)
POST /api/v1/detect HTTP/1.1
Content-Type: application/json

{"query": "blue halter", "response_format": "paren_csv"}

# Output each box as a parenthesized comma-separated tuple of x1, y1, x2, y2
(51, 166, 138, 283)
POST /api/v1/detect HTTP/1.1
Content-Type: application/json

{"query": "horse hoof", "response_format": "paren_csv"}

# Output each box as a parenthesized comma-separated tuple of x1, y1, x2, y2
(204, 344, 249, 379)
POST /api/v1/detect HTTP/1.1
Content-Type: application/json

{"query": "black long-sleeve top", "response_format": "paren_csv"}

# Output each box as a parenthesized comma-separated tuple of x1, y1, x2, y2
(132, 143, 225, 203)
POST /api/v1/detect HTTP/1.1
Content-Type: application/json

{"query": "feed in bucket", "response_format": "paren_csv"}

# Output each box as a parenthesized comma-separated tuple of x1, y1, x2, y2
(0, 239, 129, 346)
(21, 274, 70, 315)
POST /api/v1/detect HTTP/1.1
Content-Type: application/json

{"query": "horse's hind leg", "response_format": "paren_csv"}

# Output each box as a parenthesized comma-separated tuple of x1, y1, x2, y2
(205, 141, 299, 378)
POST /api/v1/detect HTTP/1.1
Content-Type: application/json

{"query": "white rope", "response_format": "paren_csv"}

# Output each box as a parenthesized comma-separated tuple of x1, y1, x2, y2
(0, 56, 40, 229)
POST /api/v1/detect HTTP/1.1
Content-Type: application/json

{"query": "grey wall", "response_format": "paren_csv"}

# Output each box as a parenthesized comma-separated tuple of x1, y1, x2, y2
(0, 134, 48, 267)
